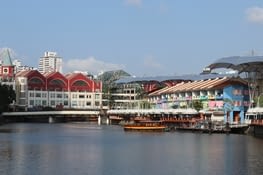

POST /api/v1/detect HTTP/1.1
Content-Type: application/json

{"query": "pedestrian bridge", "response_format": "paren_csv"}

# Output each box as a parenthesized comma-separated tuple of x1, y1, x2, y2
(2, 110, 100, 117)
(1, 110, 105, 124)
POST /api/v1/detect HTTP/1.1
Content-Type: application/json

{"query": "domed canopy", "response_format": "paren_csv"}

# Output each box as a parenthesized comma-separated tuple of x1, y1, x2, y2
(206, 56, 263, 73)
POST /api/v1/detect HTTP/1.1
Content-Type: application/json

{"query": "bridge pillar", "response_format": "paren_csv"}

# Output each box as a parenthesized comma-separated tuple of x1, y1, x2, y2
(98, 115, 101, 125)
(49, 116, 54, 123)
(106, 117, 110, 125)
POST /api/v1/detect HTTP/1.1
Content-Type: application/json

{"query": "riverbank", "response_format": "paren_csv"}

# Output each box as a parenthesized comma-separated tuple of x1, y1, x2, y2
(0, 115, 4, 125)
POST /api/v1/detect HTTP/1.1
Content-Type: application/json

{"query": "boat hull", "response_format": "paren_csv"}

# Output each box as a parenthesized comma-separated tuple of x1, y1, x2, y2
(123, 126, 167, 132)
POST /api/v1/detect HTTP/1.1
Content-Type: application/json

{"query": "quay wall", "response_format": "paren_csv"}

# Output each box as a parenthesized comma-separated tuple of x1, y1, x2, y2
(253, 125, 263, 137)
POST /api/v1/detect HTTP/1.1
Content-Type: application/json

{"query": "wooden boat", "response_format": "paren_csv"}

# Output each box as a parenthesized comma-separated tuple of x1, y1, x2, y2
(123, 121, 168, 132)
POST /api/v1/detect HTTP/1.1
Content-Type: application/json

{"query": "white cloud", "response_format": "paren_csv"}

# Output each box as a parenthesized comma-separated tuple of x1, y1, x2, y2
(64, 57, 125, 75)
(125, 0, 142, 7)
(246, 7, 263, 24)
(143, 55, 163, 69)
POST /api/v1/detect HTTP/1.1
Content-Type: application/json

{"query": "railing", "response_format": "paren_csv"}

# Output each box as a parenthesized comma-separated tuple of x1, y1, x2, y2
(250, 119, 263, 126)
(160, 117, 197, 123)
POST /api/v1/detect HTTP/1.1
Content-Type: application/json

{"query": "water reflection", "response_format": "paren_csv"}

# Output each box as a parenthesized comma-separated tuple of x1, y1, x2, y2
(0, 123, 263, 175)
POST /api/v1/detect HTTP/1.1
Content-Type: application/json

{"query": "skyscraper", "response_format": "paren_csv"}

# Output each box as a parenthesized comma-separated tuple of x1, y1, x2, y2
(38, 52, 62, 74)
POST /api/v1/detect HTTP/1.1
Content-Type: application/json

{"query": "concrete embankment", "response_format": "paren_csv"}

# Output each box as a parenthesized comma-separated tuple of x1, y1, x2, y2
(0, 115, 4, 125)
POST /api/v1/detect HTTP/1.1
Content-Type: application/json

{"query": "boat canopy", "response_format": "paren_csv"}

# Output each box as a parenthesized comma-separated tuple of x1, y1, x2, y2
(107, 108, 198, 115)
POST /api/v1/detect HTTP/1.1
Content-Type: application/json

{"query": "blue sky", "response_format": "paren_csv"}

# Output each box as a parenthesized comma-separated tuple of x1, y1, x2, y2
(1, 0, 263, 76)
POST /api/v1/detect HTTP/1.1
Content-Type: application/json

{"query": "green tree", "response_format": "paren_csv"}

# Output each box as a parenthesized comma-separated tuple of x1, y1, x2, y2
(192, 100, 203, 112)
(0, 84, 16, 113)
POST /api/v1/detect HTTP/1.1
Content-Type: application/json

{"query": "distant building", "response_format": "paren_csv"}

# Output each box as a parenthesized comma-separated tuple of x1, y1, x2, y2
(13, 59, 35, 73)
(15, 70, 103, 111)
(38, 52, 62, 74)
(0, 49, 15, 82)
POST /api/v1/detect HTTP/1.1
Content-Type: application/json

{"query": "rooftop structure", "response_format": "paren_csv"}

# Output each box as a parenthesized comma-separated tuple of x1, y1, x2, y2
(205, 55, 263, 108)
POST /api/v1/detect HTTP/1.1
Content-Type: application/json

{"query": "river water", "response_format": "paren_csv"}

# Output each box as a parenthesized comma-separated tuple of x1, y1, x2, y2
(0, 123, 263, 175)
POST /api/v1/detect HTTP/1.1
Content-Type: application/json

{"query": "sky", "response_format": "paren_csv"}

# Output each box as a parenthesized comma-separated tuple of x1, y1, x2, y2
(1, 0, 263, 77)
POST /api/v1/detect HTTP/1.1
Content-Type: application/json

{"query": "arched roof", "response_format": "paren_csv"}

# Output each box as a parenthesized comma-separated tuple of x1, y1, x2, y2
(45, 72, 68, 89)
(206, 56, 263, 73)
(66, 73, 94, 91)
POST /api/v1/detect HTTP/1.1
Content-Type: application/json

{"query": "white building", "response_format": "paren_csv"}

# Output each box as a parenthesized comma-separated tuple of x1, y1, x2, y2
(38, 52, 62, 74)
(13, 59, 35, 73)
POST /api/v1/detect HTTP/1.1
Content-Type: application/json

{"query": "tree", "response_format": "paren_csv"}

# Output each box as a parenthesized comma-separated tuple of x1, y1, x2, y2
(192, 100, 203, 112)
(0, 84, 16, 113)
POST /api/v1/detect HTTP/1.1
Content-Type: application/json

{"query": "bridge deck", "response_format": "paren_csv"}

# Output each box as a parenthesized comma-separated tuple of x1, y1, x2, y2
(2, 110, 100, 117)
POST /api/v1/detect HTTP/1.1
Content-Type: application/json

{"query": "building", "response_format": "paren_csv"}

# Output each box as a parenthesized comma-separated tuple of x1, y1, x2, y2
(38, 52, 62, 74)
(13, 59, 35, 73)
(0, 49, 15, 82)
(148, 76, 249, 124)
(15, 70, 103, 111)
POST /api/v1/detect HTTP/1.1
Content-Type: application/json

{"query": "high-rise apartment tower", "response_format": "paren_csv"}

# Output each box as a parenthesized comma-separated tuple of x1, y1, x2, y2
(38, 52, 62, 74)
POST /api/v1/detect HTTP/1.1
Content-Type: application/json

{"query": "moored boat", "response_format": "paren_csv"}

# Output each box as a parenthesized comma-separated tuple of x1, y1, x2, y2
(123, 121, 168, 132)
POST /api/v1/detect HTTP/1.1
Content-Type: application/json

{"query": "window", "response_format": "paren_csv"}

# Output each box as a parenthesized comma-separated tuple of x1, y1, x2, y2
(64, 101, 68, 106)
(233, 89, 242, 95)
(243, 90, 249, 95)
(50, 93, 55, 98)
(57, 94, 62, 98)
(95, 94, 100, 99)
(20, 92, 26, 98)
(36, 93, 41, 97)
(72, 101, 77, 106)
(42, 100, 47, 106)
(86, 101, 91, 106)
(233, 101, 241, 106)
(95, 101, 100, 106)
(29, 100, 34, 106)
(79, 95, 85, 98)
(51, 100, 55, 106)
(3, 68, 8, 74)
(35, 100, 41, 106)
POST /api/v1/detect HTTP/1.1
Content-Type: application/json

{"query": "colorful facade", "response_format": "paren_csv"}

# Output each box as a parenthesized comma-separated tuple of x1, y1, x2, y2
(148, 77, 249, 124)
(15, 70, 103, 111)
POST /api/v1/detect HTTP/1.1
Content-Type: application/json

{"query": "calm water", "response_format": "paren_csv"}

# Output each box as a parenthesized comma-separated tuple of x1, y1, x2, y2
(0, 123, 263, 175)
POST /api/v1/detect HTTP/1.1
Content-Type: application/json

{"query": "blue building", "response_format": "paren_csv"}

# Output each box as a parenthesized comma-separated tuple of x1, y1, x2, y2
(148, 76, 249, 124)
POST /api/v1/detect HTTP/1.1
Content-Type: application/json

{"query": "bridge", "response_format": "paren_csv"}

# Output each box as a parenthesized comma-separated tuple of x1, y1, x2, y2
(1, 110, 108, 124)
